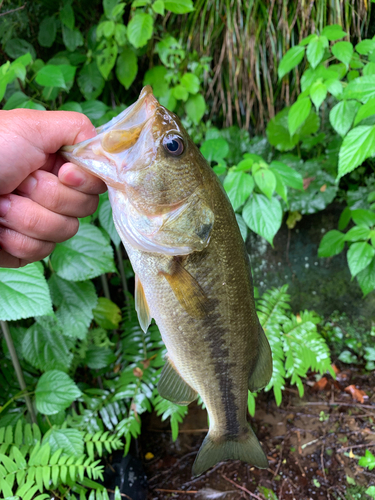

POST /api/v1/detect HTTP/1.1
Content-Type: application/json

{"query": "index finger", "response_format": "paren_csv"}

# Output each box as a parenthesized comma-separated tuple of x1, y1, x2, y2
(0, 109, 96, 195)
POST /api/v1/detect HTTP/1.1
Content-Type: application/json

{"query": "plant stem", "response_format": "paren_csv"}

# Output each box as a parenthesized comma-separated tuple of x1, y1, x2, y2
(116, 244, 130, 312)
(0, 320, 37, 424)
(101, 274, 111, 300)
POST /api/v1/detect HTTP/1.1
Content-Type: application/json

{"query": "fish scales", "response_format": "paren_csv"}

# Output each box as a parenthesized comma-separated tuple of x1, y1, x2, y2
(61, 86, 273, 476)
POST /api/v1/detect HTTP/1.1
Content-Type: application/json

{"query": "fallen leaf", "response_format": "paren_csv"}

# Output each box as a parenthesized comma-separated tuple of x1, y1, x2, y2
(331, 363, 340, 375)
(303, 176, 315, 190)
(344, 384, 369, 403)
(145, 452, 154, 460)
(133, 367, 143, 377)
(313, 377, 328, 391)
(320, 184, 327, 192)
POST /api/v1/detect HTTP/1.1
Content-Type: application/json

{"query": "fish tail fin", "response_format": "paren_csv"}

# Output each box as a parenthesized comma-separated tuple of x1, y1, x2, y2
(192, 426, 268, 477)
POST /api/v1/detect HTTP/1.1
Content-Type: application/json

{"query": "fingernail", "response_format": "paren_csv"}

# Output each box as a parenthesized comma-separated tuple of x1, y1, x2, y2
(17, 175, 37, 195)
(0, 197, 10, 217)
(63, 169, 86, 187)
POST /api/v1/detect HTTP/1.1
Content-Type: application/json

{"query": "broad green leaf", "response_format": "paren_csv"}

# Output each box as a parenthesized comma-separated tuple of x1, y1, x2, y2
(363, 62, 375, 76)
(318, 230, 346, 257)
(366, 486, 375, 499)
(97, 43, 118, 79)
(358, 449, 375, 470)
(93, 297, 122, 329)
(269, 161, 303, 190)
(307, 37, 327, 69)
(4, 38, 36, 60)
(99, 196, 121, 246)
(85, 345, 117, 369)
(326, 78, 343, 98)
(223, 171, 254, 211)
(62, 26, 84, 52)
(38, 17, 57, 48)
(116, 48, 138, 89)
(288, 98, 311, 136)
(321, 25, 347, 41)
(347, 241, 375, 278)
(127, 13, 153, 49)
(172, 84, 189, 101)
(354, 98, 375, 126)
(242, 194, 282, 246)
(267, 108, 299, 151)
(200, 138, 229, 162)
(310, 81, 327, 110)
(235, 214, 248, 241)
(51, 224, 116, 282)
(114, 24, 127, 46)
(278, 46, 305, 79)
(355, 39, 375, 55)
(180, 73, 199, 94)
(0, 264, 52, 321)
(81, 100, 108, 120)
(143, 65, 168, 97)
(46, 429, 84, 457)
(299, 34, 317, 47)
(338, 125, 375, 179)
(49, 274, 97, 339)
(273, 170, 288, 203)
(159, 88, 177, 111)
(185, 94, 205, 124)
(344, 226, 372, 241)
(351, 209, 375, 227)
(59, 101, 83, 112)
(164, 0, 194, 13)
(254, 169, 276, 200)
(97, 21, 115, 39)
(347, 69, 360, 82)
(329, 100, 361, 136)
(152, 0, 165, 14)
(78, 62, 105, 100)
(344, 76, 375, 103)
(332, 41, 353, 67)
(59, 3, 75, 29)
(36, 370, 82, 415)
(338, 207, 352, 230)
(35, 65, 66, 89)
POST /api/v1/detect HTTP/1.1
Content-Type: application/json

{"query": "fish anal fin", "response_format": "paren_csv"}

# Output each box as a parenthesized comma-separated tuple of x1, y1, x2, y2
(192, 426, 268, 477)
(157, 357, 198, 406)
(159, 259, 209, 318)
(248, 322, 273, 392)
(135, 274, 152, 333)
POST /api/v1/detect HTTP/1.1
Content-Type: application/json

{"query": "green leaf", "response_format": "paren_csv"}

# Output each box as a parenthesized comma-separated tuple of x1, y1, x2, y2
(46, 428, 84, 457)
(321, 25, 347, 41)
(344, 76, 375, 103)
(310, 81, 327, 110)
(242, 194, 282, 246)
(51, 224, 116, 282)
(332, 41, 353, 67)
(35, 65, 66, 89)
(366, 486, 375, 499)
(307, 37, 327, 69)
(62, 26, 84, 52)
(269, 161, 303, 190)
(78, 62, 105, 100)
(338, 125, 375, 179)
(347, 241, 375, 278)
(0, 264, 52, 321)
(22, 316, 73, 371)
(351, 209, 375, 227)
(127, 13, 153, 49)
(143, 65, 168, 97)
(97, 21, 115, 39)
(267, 108, 299, 151)
(329, 100, 361, 136)
(358, 449, 375, 470)
(163, 0, 194, 13)
(254, 169, 276, 200)
(180, 73, 199, 94)
(200, 138, 229, 162)
(81, 100, 108, 120)
(345, 226, 372, 241)
(355, 39, 375, 55)
(338, 207, 352, 230)
(4, 38, 36, 60)
(172, 84, 189, 101)
(288, 98, 311, 136)
(278, 46, 305, 79)
(318, 230, 346, 257)
(223, 171, 254, 211)
(353, 98, 375, 126)
(38, 17, 57, 48)
(97, 43, 118, 79)
(60, 3, 75, 29)
(85, 344, 116, 369)
(116, 48, 138, 89)
(235, 214, 248, 241)
(49, 274, 97, 339)
(99, 196, 121, 246)
(185, 94, 205, 124)
(114, 24, 127, 46)
(363, 62, 375, 76)
(93, 297, 122, 329)
(36, 370, 82, 415)
(152, 0, 165, 14)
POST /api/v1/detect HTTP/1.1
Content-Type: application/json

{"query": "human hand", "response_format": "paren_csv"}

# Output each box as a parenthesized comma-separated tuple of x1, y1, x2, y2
(0, 109, 107, 268)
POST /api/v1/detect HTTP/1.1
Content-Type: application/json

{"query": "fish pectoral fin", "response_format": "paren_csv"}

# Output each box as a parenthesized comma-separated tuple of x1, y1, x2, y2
(135, 274, 152, 333)
(157, 357, 198, 406)
(159, 259, 209, 318)
(248, 322, 273, 392)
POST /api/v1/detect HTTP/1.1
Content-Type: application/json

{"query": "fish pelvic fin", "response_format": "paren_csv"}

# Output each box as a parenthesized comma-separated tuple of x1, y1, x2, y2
(192, 426, 268, 477)
(158, 356, 198, 406)
(248, 322, 273, 392)
(135, 274, 152, 333)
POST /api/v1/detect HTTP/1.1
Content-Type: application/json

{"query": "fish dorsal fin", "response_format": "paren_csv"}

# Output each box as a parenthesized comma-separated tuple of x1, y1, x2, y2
(158, 356, 198, 406)
(248, 322, 273, 392)
(159, 258, 209, 318)
(135, 274, 152, 333)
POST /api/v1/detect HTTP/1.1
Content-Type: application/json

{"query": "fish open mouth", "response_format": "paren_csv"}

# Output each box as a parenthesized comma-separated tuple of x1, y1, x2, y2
(59, 86, 159, 188)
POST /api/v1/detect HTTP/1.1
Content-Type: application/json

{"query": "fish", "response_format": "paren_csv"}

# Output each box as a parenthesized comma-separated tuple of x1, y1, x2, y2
(61, 86, 273, 477)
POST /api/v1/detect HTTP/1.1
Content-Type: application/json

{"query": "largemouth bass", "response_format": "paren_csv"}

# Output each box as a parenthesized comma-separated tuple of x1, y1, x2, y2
(61, 86, 273, 476)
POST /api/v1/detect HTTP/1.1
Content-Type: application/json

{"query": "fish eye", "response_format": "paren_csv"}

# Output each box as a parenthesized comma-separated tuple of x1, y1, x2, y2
(163, 135, 184, 156)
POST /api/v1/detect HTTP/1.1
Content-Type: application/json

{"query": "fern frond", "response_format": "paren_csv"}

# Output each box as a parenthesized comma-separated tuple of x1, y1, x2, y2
(153, 394, 188, 442)
(0, 421, 41, 455)
(257, 285, 290, 328)
(84, 430, 122, 460)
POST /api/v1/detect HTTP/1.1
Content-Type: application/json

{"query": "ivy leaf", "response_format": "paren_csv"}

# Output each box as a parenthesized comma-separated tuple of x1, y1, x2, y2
(48, 274, 98, 339)
(0, 264, 52, 321)
(93, 297, 122, 329)
(78, 62, 105, 100)
(338, 125, 375, 179)
(321, 24, 347, 41)
(254, 169, 276, 200)
(127, 13, 153, 49)
(242, 194, 282, 246)
(344, 76, 375, 103)
(269, 161, 303, 190)
(38, 17, 57, 48)
(185, 94, 205, 124)
(318, 230, 346, 257)
(46, 428, 84, 457)
(51, 224, 116, 282)
(180, 73, 199, 94)
(163, 0, 194, 13)
(35, 65, 66, 89)
(288, 97, 311, 136)
(332, 41, 353, 67)
(223, 171, 254, 211)
(278, 46, 305, 79)
(347, 241, 375, 278)
(116, 48, 138, 90)
(329, 100, 361, 137)
(306, 37, 327, 69)
(99, 195, 121, 246)
(354, 98, 375, 126)
(36, 370, 82, 415)
(310, 82, 327, 110)
(97, 42, 118, 79)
